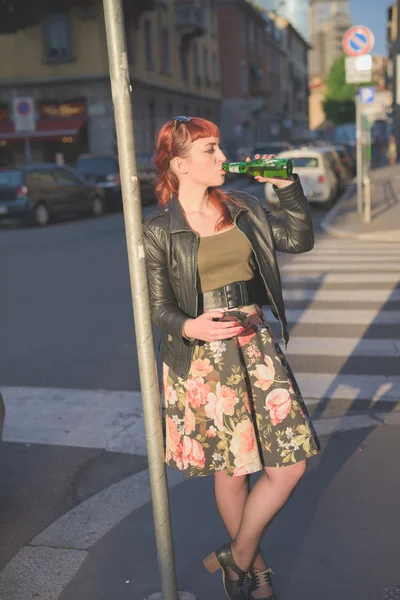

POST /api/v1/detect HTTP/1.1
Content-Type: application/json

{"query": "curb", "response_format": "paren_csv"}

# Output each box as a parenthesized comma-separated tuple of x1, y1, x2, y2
(320, 183, 400, 243)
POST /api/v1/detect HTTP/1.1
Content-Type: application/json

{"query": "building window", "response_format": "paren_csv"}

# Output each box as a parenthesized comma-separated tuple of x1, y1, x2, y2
(149, 101, 156, 145)
(183, 104, 189, 116)
(42, 12, 73, 62)
(193, 43, 199, 77)
(248, 20, 255, 50)
(241, 60, 248, 95)
(144, 19, 154, 70)
(167, 101, 173, 118)
(240, 19, 246, 47)
(203, 47, 209, 82)
(257, 28, 263, 57)
(161, 27, 171, 73)
(180, 46, 189, 82)
(212, 51, 219, 82)
(211, 1, 217, 35)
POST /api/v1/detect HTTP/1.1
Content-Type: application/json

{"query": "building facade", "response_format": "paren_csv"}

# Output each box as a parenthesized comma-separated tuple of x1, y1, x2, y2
(217, 0, 274, 157)
(0, 0, 221, 166)
(254, 0, 310, 42)
(308, 0, 351, 80)
(269, 12, 311, 141)
(217, 0, 310, 158)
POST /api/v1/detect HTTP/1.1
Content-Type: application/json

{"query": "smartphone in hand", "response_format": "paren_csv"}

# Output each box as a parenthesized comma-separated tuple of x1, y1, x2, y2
(218, 310, 248, 325)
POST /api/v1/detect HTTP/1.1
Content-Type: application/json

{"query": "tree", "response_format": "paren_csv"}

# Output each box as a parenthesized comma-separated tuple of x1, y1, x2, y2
(322, 54, 375, 126)
(322, 55, 358, 125)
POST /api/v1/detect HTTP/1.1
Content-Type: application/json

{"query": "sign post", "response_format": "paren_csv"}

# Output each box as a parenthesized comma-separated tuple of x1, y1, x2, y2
(101, 1, 179, 599)
(343, 25, 374, 220)
(12, 97, 36, 165)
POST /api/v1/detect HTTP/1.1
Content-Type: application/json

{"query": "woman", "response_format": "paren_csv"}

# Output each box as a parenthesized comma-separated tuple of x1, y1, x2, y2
(143, 117, 320, 600)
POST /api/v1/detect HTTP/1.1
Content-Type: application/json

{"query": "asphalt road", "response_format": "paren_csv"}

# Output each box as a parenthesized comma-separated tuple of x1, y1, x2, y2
(1, 181, 400, 600)
(0, 184, 328, 392)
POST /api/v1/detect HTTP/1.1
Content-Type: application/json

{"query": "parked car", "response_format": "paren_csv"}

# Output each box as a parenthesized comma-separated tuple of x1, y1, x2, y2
(75, 153, 157, 208)
(264, 148, 339, 208)
(75, 154, 121, 211)
(0, 164, 104, 226)
(332, 144, 355, 177)
(303, 145, 351, 190)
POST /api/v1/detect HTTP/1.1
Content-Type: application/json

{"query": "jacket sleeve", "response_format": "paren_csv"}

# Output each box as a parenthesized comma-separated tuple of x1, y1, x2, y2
(143, 222, 197, 343)
(265, 175, 314, 254)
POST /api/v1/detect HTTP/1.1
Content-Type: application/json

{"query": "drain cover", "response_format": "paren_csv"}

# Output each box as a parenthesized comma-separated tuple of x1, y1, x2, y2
(383, 588, 400, 599)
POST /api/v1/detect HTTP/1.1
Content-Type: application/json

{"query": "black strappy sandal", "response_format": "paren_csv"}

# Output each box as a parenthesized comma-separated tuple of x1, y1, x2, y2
(247, 568, 277, 600)
(203, 543, 248, 600)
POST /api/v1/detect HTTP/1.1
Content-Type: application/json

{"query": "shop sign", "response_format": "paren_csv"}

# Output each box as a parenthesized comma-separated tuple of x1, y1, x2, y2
(39, 100, 87, 119)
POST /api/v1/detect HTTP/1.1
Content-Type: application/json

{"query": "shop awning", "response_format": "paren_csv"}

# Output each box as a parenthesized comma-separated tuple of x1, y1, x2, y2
(0, 118, 87, 142)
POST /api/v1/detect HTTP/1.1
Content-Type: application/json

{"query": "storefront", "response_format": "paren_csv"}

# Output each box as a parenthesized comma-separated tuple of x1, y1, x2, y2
(0, 99, 89, 167)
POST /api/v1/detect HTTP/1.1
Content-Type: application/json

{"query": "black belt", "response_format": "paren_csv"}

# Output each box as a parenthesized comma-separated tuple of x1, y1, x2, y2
(202, 279, 256, 310)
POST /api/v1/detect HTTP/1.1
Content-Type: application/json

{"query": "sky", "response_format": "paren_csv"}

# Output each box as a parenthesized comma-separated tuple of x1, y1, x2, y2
(349, 0, 393, 56)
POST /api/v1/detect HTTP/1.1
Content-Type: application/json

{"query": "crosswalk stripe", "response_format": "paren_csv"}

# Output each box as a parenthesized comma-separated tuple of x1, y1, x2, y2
(282, 273, 399, 284)
(281, 308, 400, 325)
(295, 373, 399, 402)
(313, 242, 400, 249)
(283, 289, 400, 302)
(289, 256, 400, 263)
(285, 337, 400, 357)
(277, 237, 400, 405)
(1, 387, 147, 456)
(307, 249, 400, 255)
(282, 263, 400, 272)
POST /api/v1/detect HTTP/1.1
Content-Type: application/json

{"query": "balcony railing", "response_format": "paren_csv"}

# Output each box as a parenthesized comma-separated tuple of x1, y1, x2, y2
(175, 1, 206, 38)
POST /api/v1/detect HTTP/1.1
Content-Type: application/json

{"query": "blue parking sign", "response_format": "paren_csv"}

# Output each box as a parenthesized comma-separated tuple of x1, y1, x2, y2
(359, 87, 375, 104)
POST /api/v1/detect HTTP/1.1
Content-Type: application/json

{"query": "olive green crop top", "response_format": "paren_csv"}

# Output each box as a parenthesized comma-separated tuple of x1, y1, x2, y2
(197, 226, 254, 293)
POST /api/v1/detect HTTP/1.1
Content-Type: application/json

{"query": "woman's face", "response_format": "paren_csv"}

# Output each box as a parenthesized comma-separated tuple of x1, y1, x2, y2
(176, 136, 227, 188)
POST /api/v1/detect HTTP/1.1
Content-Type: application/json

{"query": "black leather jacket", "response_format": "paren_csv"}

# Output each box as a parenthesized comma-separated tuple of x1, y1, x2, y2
(143, 176, 314, 379)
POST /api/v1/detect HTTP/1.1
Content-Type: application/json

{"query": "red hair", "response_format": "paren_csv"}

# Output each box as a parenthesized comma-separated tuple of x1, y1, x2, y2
(153, 117, 237, 231)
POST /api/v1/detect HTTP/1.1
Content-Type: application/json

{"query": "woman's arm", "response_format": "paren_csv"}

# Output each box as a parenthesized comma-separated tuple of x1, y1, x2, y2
(143, 223, 197, 343)
(264, 176, 314, 254)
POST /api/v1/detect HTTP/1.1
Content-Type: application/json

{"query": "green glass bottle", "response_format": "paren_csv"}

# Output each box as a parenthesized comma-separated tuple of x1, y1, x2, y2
(222, 158, 293, 179)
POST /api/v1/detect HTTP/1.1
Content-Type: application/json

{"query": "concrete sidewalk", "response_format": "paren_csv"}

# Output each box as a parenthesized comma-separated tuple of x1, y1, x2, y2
(321, 164, 400, 242)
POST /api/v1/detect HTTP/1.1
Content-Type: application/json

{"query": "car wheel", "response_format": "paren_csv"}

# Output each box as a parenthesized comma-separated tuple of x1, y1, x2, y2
(33, 203, 50, 227)
(91, 196, 104, 218)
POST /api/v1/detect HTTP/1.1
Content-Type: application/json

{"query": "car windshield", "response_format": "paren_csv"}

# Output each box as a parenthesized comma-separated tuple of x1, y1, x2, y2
(291, 157, 319, 168)
(76, 157, 118, 174)
(0, 170, 23, 187)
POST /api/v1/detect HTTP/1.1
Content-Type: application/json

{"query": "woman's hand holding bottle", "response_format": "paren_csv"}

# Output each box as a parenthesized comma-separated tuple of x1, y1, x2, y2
(247, 153, 294, 188)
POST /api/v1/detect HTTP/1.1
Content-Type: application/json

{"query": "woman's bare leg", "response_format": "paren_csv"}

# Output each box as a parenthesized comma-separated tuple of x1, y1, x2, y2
(214, 470, 274, 596)
(214, 471, 268, 568)
(231, 460, 307, 573)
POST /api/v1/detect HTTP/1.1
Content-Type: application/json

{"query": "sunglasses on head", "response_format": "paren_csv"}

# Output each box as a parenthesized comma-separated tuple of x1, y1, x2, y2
(170, 116, 192, 151)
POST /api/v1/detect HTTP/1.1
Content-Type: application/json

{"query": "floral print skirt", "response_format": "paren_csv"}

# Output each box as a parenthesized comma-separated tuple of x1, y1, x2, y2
(162, 306, 320, 478)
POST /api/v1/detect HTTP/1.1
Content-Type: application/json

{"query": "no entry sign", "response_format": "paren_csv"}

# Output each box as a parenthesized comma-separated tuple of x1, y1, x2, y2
(342, 25, 375, 57)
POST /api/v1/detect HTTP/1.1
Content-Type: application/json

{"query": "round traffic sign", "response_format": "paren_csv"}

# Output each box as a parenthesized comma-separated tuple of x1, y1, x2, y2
(16, 100, 31, 115)
(342, 25, 374, 56)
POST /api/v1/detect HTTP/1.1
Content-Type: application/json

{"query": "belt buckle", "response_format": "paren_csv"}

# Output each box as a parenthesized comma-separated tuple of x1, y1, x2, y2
(226, 282, 243, 309)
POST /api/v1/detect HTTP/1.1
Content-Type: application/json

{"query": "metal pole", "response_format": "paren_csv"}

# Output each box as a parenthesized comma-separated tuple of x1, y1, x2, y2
(102, 2, 179, 599)
(356, 91, 363, 214)
(364, 114, 372, 224)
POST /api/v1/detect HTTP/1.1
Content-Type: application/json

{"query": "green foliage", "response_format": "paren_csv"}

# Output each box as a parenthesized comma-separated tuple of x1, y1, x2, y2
(322, 54, 375, 125)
